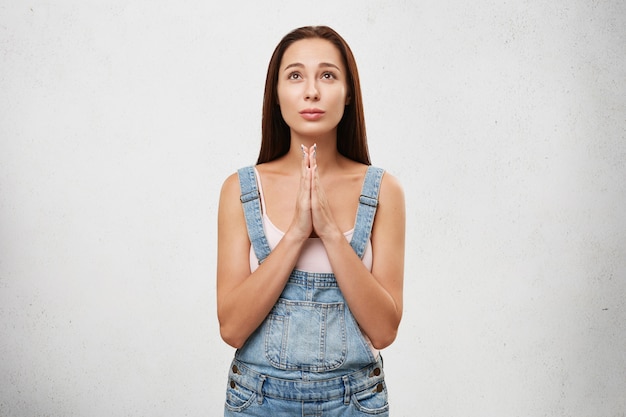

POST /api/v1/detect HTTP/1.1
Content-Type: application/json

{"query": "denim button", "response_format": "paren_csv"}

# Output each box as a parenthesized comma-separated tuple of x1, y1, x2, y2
(375, 383, 383, 392)
(232, 365, 239, 374)
(230, 380, 236, 389)
(371, 367, 381, 376)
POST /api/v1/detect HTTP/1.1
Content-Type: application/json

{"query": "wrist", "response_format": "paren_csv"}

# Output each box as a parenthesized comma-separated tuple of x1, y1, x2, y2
(318, 225, 344, 245)
(283, 226, 310, 246)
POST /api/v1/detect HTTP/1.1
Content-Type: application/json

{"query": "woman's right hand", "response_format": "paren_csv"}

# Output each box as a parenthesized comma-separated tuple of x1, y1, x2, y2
(217, 150, 315, 348)
(287, 144, 314, 241)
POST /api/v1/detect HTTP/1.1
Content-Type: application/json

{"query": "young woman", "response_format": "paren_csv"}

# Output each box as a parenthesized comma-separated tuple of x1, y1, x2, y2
(217, 26, 405, 416)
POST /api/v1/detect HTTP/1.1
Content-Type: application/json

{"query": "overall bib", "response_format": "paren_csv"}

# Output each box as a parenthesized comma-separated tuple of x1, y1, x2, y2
(224, 165, 389, 416)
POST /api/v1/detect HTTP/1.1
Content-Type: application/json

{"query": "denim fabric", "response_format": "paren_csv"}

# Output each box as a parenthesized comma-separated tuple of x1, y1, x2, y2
(227, 166, 388, 416)
(224, 356, 389, 416)
(238, 166, 271, 265)
(350, 166, 384, 260)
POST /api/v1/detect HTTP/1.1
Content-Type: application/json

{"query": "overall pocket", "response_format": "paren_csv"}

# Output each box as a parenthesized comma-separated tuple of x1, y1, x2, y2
(351, 380, 389, 415)
(265, 299, 347, 371)
(224, 378, 256, 413)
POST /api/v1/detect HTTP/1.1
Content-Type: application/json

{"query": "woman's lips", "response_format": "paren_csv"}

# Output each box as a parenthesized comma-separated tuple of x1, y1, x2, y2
(299, 109, 325, 121)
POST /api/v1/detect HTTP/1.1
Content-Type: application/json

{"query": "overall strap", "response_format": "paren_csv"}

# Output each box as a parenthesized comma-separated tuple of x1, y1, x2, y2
(350, 166, 385, 259)
(237, 166, 271, 264)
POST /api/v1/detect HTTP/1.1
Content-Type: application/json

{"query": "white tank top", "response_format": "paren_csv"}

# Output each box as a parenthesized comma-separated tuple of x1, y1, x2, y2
(249, 168, 373, 273)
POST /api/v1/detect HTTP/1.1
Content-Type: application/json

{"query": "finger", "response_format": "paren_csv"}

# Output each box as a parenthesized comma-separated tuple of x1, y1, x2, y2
(301, 144, 308, 166)
(300, 146, 312, 196)
(309, 143, 317, 186)
(309, 143, 317, 169)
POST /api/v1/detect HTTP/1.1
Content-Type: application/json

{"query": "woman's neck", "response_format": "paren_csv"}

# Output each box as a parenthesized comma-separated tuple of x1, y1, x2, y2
(287, 131, 342, 171)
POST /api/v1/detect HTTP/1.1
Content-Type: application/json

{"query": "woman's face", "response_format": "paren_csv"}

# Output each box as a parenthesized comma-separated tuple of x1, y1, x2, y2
(277, 38, 349, 141)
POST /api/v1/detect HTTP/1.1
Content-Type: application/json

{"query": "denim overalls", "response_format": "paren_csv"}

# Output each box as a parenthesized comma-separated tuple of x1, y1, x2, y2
(224, 165, 389, 416)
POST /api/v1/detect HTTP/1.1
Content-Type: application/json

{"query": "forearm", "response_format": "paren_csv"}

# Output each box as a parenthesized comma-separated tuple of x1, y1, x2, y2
(218, 232, 307, 348)
(322, 232, 403, 349)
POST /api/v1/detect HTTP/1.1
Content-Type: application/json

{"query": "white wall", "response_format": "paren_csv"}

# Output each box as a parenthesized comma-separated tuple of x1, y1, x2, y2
(1, 1, 625, 416)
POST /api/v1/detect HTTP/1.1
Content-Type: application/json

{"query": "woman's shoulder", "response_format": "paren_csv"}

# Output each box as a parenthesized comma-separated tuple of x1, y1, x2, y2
(377, 168, 404, 204)
(219, 172, 241, 202)
(219, 163, 283, 197)
(357, 162, 402, 193)
(220, 164, 259, 189)
(221, 169, 243, 186)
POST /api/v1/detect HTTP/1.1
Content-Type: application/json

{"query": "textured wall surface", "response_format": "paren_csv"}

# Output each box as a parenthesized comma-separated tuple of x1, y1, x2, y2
(1, 1, 625, 416)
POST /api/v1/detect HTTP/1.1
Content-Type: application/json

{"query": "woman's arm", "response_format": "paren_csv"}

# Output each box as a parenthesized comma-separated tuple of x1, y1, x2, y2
(314, 171, 406, 350)
(216, 158, 313, 348)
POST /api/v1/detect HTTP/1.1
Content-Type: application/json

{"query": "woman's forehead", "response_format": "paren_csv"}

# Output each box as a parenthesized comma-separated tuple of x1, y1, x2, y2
(281, 38, 343, 70)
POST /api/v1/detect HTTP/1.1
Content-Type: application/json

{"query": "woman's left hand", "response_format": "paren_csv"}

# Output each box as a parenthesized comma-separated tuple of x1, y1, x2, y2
(308, 145, 341, 240)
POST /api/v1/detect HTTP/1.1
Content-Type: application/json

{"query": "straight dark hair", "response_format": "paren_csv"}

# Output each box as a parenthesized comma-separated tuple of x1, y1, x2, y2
(257, 26, 370, 165)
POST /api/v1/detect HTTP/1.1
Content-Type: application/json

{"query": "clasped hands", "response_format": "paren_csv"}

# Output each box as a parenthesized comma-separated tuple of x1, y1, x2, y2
(289, 144, 339, 241)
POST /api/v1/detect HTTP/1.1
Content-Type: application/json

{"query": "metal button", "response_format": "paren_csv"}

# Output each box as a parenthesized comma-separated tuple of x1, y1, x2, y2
(372, 367, 381, 376)
(376, 383, 384, 393)
(230, 380, 236, 389)
(232, 365, 239, 374)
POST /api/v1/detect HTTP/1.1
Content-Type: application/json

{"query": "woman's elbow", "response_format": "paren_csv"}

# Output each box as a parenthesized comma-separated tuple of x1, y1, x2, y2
(220, 329, 246, 349)
(370, 313, 402, 350)
(370, 328, 398, 350)
(219, 322, 246, 349)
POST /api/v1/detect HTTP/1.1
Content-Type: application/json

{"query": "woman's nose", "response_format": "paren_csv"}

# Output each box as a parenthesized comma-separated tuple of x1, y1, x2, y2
(304, 81, 319, 101)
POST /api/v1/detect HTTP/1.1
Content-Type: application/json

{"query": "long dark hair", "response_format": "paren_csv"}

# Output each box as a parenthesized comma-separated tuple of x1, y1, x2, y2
(257, 26, 370, 165)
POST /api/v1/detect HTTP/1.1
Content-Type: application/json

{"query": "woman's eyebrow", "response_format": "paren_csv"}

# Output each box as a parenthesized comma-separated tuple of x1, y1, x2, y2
(283, 62, 342, 72)
(319, 62, 341, 71)
(283, 63, 304, 71)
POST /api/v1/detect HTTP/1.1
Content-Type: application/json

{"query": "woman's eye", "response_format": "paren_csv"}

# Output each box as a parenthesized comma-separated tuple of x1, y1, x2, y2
(288, 72, 302, 80)
(322, 72, 336, 80)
